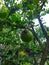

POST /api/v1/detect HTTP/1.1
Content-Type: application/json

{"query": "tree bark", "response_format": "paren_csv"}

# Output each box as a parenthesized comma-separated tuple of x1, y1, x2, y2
(38, 15, 49, 65)
(40, 36, 49, 65)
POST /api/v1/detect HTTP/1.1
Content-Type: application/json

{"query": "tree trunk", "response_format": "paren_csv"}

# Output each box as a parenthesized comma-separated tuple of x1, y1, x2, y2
(40, 36, 49, 65)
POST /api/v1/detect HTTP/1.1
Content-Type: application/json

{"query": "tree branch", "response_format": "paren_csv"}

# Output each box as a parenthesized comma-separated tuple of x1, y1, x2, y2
(29, 26, 44, 49)
(40, 36, 49, 65)
(38, 15, 48, 38)
(0, 21, 25, 29)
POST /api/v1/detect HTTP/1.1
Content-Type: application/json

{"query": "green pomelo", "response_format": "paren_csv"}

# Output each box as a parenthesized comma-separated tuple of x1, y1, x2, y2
(0, 5, 9, 18)
(21, 29, 33, 42)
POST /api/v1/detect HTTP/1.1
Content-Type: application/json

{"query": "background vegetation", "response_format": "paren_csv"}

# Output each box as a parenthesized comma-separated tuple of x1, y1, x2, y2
(0, 0, 49, 65)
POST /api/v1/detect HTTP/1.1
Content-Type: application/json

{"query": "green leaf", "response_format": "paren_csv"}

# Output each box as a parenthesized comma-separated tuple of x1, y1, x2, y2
(33, 0, 39, 4)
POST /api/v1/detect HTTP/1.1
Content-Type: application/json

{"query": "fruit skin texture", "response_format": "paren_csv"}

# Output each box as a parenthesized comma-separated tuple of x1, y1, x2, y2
(21, 29, 33, 42)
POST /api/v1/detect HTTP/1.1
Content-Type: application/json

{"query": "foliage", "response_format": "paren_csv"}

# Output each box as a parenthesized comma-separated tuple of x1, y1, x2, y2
(0, 0, 49, 65)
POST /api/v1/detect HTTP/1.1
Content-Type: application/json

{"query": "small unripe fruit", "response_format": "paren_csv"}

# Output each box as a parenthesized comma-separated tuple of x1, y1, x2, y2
(0, 5, 9, 18)
(21, 29, 33, 42)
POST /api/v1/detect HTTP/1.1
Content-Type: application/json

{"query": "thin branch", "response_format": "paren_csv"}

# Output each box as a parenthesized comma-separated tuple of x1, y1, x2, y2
(0, 21, 25, 29)
(38, 0, 49, 64)
(37, 0, 48, 38)
(9, 7, 19, 16)
(41, 0, 47, 9)
(29, 26, 44, 49)
(4, 0, 20, 16)
(38, 15, 48, 38)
